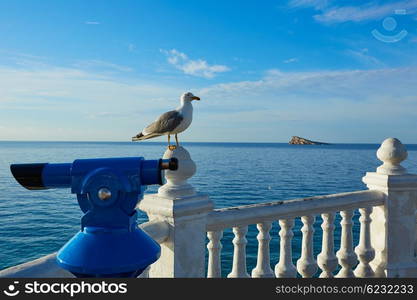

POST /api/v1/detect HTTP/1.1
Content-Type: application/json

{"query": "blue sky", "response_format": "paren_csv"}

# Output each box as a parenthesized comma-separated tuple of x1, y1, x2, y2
(0, 0, 416, 143)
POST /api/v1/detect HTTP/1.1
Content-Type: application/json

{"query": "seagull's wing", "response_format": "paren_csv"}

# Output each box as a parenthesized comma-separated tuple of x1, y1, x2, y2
(132, 110, 183, 141)
(143, 110, 184, 135)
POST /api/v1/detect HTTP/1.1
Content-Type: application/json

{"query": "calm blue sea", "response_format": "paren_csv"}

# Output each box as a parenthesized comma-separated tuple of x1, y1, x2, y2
(1, 141, 416, 276)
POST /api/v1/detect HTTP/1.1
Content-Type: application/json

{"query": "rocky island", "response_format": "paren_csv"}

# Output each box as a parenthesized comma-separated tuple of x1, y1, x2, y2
(289, 136, 330, 145)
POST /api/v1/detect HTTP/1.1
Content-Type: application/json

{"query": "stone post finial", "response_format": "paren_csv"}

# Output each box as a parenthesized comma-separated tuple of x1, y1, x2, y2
(139, 145, 213, 277)
(158, 146, 196, 198)
(363, 137, 417, 277)
(376, 138, 408, 175)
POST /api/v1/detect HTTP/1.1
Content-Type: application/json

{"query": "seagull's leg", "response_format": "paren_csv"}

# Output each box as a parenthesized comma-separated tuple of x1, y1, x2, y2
(175, 134, 180, 147)
(168, 134, 176, 150)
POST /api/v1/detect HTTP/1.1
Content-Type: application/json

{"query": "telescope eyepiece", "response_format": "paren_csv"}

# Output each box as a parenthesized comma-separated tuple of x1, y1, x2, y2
(10, 163, 47, 190)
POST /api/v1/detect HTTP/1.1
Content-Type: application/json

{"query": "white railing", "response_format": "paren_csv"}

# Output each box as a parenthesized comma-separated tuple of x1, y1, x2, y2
(139, 137, 417, 278)
(1, 137, 417, 278)
(206, 190, 383, 229)
(205, 190, 385, 278)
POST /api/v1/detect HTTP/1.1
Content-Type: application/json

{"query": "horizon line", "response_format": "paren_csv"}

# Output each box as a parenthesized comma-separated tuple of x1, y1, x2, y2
(0, 140, 414, 145)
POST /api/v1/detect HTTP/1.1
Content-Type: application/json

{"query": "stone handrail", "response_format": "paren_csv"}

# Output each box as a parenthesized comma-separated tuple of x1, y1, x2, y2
(0, 253, 73, 278)
(205, 190, 386, 278)
(139, 138, 417, 278)
(206, 190, 385, 231)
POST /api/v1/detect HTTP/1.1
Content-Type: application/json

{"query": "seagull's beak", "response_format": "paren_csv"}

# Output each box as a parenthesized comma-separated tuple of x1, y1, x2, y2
(191, 96, 200, 101)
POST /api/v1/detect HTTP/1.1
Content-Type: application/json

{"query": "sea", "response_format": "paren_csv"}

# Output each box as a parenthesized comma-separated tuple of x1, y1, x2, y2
(1, 141, 416, 277)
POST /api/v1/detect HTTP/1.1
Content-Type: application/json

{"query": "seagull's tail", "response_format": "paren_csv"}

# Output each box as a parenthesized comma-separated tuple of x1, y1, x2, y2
(132, 133, 145, 141)
(132, 132, 162, 141)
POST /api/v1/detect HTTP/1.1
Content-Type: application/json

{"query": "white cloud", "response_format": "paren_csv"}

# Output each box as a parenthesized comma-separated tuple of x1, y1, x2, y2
(85, 21, 100, 25)
(196, 66, 417, 142)
(1, 54, 417, 142)
(345, 48, 383, 66)
(0, 61, 186, 141)
(73, 59, 133, 72)
(316, 2, 417, 24)
(0, 65, 181, 107)
(289, 0, 330, 10)
(289, 0, 417, 24)
(162, 49, 230, 78)
(283, 57, 299, 64)
(199, 67, 417, 117)
(203, 67, 417, 96)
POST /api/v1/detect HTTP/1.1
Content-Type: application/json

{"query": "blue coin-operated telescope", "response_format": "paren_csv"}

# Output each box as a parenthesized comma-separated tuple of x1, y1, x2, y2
(10, 156, 178, 278)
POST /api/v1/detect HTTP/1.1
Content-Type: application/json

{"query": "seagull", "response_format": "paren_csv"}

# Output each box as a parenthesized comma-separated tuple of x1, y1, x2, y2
(132, 92, 200, 149)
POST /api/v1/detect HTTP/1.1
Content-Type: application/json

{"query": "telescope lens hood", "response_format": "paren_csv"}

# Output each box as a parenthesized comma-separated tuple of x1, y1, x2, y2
(10, 163, 47, 190)
(168, 157, 179, 171)
(160, 158, 178, 171)
(157, 158, 179, 185)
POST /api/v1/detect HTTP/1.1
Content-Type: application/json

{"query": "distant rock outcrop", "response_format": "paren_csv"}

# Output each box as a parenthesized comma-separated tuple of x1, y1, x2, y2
(289, 136, 330, 145)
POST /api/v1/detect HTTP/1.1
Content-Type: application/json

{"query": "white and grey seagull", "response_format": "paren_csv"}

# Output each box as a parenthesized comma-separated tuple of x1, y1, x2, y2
(132, 92, 200, 149)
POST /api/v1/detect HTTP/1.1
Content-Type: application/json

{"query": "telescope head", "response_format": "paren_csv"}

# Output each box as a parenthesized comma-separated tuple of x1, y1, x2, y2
(10, 158, 178, 190)
(10, 156, 178, 277)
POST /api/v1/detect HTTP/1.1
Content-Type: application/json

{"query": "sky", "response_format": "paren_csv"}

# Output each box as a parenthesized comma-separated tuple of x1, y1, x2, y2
(0, 0, 416, 143)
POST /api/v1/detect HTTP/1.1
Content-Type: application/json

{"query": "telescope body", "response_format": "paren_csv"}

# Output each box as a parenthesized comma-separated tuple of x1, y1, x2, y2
(10, 156, 178, 277)
(11, 157, 168, 190)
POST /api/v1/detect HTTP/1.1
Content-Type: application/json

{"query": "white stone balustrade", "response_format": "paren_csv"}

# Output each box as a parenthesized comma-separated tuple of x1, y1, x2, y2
(138, 146, 213, 278)
(317, 212, 338, 278)
(251, 222, 274, 278)
(207, 230, 223, 278)
(227, 226, 250, 278)
(1, 138, 417, 279)
(275, 219, 297, 278)
(363, 138, 417, 277)
(354, 207, 375, 277)
(336, 209, 357, 277)
(296, 215, 318, 278)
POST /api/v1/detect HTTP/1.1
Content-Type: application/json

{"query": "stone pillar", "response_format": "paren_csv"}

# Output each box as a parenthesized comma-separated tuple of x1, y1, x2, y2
(363, 138, 417, 277)
(138, 146, 213, 277)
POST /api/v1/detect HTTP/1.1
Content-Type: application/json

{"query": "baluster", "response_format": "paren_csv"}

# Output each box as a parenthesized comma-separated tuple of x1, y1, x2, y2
(227, 226, 250, 278)
(251, 222, 274, 278)
(317, 212, 338, 278)
(296, 215, 318, 278)
(207, 230, 223, 278)
(275, 219, 297, 278)
(335, 210, 358, 277)
(354, 207, 375, 277)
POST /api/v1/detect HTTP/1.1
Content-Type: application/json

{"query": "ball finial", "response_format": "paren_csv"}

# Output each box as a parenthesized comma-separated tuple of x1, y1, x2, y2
(376, 137, 407, 175)
(158, 146, 196, 197)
